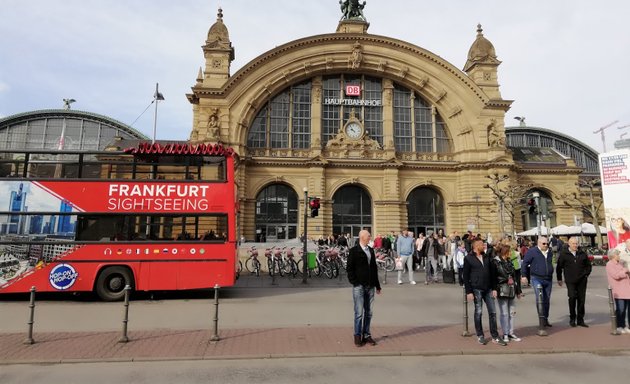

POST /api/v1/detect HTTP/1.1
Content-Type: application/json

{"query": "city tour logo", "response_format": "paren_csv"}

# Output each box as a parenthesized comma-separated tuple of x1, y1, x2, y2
(49, 264, 79, 290)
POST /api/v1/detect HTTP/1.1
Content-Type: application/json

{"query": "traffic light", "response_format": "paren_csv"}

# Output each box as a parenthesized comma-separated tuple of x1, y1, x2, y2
(309, 197, 320, 218)
(527, 198, 536, 214)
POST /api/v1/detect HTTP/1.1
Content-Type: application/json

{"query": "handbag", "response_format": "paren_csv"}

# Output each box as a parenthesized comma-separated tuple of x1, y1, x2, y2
(395, 257, 404, 271)
(498, 280, 515, 299)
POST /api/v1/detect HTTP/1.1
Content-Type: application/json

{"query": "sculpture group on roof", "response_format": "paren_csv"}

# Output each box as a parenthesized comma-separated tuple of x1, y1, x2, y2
(340, 0, 366, 21)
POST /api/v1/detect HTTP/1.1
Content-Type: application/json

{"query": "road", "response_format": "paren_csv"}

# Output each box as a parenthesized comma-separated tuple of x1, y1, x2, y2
(0, 267, 614, 332)
(2, 353, 628, 384)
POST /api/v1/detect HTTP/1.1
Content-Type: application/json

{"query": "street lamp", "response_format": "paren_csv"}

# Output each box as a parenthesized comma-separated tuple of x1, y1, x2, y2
(532, 191, 541, 237)
(472, 194, 481, 232)
(152, 83, 165, 144)
(302, 187, 308, 284)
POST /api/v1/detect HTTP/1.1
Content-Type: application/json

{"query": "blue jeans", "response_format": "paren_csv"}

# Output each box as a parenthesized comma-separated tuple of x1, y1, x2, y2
(497, 297, 516, 336)
(531, 277, 552, 320)
(615, 299, 630, 328)
(353, 285, 375, 337)
(473, 289, 499, 339)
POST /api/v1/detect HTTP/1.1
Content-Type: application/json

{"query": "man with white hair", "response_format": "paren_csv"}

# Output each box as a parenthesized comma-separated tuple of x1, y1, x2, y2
(347, 229, 381, 347)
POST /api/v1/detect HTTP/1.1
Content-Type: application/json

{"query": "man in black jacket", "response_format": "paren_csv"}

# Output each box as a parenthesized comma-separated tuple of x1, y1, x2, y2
(347, 229, 382, 347)
(463, 238, 506, 346)
(556, 237, 592, 327)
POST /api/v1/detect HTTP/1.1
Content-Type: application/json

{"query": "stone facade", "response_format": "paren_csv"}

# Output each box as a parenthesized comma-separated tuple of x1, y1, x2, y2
(186, 9, 589, 241)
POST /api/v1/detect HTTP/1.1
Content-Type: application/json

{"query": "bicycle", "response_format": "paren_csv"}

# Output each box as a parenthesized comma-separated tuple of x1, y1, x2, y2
(375, 248, 395, 272)
(266, 246, 284, 277)
(244, 246, 261, 277)
(282, 246, 299, 277)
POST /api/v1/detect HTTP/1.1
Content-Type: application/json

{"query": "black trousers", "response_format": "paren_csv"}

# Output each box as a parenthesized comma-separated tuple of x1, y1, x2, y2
(566, 278, 588, 323)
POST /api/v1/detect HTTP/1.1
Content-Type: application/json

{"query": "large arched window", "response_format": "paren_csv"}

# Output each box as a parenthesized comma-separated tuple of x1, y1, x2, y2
(321, 75, 383, 146)
(521, 189, 556, 230)
(393, 84, 450, 153)
(247, 81, 312, 149)
(407, 187, 445, 236)
(332, 185, 372, 237)
(255, 184, 298, 242)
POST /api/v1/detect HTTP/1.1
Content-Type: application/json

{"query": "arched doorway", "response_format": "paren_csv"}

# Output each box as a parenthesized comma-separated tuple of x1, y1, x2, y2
(332, 185, 372, 237)
(407, 187, 445, 236)
(255, 184, 298, 242)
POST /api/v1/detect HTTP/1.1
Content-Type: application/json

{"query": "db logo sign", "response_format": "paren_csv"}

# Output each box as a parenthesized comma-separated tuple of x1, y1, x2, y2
(49, 264, 79, 290)
(345, 84, 361, 97)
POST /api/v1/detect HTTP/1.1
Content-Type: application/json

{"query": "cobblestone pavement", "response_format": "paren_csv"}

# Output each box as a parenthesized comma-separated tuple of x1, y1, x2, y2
(2, 267, 628, 364)
(1, 323, 629, 364)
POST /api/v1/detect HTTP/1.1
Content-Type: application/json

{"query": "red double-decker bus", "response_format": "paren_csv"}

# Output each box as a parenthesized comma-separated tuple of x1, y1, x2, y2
(0, 142, 238, 300)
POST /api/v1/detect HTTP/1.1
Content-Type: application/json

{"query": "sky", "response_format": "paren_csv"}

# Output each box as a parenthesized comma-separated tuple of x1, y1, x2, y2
(1, 0, 629, 153)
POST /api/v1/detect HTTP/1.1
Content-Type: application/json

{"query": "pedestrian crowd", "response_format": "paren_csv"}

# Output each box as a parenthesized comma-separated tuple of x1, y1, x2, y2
(346, 228, 630, 348)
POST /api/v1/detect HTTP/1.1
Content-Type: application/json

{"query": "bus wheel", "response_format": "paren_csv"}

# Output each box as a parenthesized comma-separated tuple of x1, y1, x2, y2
(96, 266, 133, 301)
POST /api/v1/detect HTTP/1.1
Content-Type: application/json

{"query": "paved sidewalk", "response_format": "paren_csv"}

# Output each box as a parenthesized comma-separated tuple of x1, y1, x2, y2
(1, 323, 629, 364)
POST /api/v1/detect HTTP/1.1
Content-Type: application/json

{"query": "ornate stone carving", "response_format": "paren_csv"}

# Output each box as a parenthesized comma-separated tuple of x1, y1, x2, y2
(314, 87, 321, 103)
(378, 59, 388, 72)
(417, 76, 429, 89)
(448, 106, 462, 118)
(487, 119, 505, 147)
(348, 42, 363, 69)
(206, 107, 220, 140)
(458, 125, 473, 136)
(326, 57, 334, 70)
(435, 89, 447, 103)
(303, 61, 312, 74)
(399, 66, 409, 79)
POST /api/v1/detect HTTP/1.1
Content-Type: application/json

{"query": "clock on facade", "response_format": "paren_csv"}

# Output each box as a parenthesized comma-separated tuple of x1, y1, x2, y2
(344, 121, 363, 140)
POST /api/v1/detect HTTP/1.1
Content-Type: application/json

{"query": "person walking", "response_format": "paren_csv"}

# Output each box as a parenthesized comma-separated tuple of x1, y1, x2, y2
(556, 236, 592, 327)
(521, 236, 554, 327)
(606, 249, 630, 334)
(347, 230, 381, 347)
(463, 238, 507, 346)
(422, 233, 439, 284)
(493, 244, 523, 342)
(455, 240, 466, 286)
(415, 233, 425, 270)
(396, 229, 416, 285)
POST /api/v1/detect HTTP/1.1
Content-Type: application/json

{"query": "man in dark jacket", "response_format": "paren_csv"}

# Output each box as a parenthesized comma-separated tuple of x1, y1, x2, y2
(347, 230, 381, 347)
(463, 238, 506, 346)
(521, 236, 554, 327)
(556, 237, 592, 327)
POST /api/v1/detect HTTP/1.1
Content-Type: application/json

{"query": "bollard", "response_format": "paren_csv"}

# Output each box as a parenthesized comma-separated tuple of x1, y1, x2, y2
(23, 286, 36, 345)
(462, 286, 471, 337)
(535, 284, 548, 336)
(382, 264, 388, 285)
(608, 286, 620, 335)
(210, 284, 220, 342)
(118, 285, 131, 343)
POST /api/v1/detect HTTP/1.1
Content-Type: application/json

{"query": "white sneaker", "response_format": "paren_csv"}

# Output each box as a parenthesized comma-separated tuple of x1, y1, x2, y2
(397, 280, 403, 284)
(410, 281, 417, 285)
(503, 335, 509, 343)
(623, 327, 630, 334)
(508, 334, 522, 342)
(617, 327, 625, 334)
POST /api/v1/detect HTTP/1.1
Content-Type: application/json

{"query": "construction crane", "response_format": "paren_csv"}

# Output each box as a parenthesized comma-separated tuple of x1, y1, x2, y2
(593, 120, 619, 152)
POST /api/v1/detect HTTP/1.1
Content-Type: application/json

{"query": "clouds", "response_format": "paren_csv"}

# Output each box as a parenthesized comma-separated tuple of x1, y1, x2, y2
(0, 0, 629, 152)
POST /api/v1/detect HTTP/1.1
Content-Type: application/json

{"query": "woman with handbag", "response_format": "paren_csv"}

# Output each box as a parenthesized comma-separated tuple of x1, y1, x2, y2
(493, 244, 523, 343)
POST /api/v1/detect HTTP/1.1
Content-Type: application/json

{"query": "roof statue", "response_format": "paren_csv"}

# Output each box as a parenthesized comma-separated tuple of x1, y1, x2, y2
(340, 0, 367, 21)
